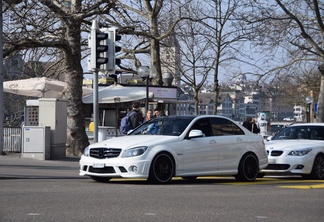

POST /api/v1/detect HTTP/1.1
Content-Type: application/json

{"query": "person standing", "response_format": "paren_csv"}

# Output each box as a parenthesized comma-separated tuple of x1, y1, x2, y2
(242, 117, 260, 134)
(129, 101, 141, 129)
(138, 110, 144, 124)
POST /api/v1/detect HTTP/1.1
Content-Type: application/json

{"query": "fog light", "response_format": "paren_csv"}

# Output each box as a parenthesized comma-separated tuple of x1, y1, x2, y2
(129, 166, 138, 173)
(296, 165, 304, 169)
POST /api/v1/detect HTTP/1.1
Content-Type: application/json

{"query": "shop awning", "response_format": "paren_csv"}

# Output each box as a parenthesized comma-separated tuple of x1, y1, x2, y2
(82, 84, 154, 104)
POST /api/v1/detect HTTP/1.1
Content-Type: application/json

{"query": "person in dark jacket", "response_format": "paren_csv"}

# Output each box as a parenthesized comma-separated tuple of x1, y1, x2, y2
(153, 107, 165, 117)
(242, 117, 260, 134)
(129, 101, 141, 129)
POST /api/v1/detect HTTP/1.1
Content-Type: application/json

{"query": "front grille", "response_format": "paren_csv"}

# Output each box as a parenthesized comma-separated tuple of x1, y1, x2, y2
(89, 166, 115, 173)
(90, 148, 121, 159)
(265, 164, 290, 170)
(269, 150, 283, 156)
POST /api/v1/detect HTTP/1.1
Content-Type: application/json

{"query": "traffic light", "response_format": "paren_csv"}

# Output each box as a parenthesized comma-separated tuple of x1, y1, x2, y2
(106, 27, 122, 73)
(88, 20, 109, 71)
(95, 31, 109, 69)
(88, 20, 122, 74)
(93, 30, 109, 70)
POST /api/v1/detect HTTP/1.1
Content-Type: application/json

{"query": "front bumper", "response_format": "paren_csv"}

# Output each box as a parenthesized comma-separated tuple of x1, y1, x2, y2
(260, 153, 313, 175)
(79, 155, 151, 179)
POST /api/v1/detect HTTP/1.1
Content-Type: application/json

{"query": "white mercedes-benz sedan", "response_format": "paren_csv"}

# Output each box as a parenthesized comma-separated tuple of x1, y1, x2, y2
(79, 115, 268, 184)
(260, 123, 324, 179)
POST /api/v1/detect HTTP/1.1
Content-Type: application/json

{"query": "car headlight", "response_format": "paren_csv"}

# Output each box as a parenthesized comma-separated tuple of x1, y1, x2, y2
(83, 146, 90, 157)
(288, 148, 312, 156)
(122, 146, 148, 158)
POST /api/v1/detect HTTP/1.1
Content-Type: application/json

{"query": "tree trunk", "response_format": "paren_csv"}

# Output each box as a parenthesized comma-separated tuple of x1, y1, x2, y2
(194, 89, 199, 115)
(317, 65, 324, 122)
(62, 21, 89, 156)
(149, 9, 163, 86)
(213, 79, 220, 115)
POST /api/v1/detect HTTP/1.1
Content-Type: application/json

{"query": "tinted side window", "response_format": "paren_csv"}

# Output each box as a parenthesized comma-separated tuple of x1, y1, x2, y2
(191, 118, 213, 136)
(210, 118, 244, 136)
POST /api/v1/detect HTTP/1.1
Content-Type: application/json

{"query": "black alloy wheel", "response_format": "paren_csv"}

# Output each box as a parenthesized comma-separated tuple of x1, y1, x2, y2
(235, 153, 259, 182)
(148, 152, 174, 184)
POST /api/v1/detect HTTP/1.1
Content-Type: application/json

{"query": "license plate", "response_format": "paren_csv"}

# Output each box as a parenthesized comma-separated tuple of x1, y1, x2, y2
(93, 163, 105, 168)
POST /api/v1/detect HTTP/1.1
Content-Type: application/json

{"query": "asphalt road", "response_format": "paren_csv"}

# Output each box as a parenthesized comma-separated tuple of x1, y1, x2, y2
(1, 154, 324, 222)
(1, 177, 324, 222)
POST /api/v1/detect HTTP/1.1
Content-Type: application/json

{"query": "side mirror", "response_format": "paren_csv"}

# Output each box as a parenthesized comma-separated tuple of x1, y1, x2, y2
(266, 136, 272, 141)
(188, 129, 204, 138)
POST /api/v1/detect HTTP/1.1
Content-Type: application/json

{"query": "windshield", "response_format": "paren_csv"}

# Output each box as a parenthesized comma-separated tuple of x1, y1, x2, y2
(272, 125, 324, 140)
(129, 116, 194, 136)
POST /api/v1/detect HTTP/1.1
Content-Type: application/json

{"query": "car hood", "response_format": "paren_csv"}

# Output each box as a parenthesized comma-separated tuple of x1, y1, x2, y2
(89, 135, 179, 149)
(265, 140, 324, 150)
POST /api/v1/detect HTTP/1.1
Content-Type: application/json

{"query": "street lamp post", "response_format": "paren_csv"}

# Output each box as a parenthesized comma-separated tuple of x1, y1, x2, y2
(138, 66, 156, 115)
(306, 96, 313, 123)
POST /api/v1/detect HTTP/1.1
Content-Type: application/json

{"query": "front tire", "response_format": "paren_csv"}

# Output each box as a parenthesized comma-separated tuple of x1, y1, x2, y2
(235, 153, 259, 182)
(148, 152, 174, 184)
(306, 154, 324, 180)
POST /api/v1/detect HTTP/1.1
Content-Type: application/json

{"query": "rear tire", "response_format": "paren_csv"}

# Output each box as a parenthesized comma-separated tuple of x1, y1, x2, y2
(148, 152, 174, 184)
(235, 153, 259, 182)
(90, 176, 111, 183)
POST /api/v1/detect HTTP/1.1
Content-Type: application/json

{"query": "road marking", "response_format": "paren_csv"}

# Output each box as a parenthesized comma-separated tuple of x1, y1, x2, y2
(27, 213, 41, 216)
(109, 177, 324, 189)
(145, 213, 157, 216)
(278, 184, 324, 189)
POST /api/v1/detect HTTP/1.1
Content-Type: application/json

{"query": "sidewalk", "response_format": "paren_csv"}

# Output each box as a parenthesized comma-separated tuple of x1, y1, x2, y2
(0, 152, 82, 179)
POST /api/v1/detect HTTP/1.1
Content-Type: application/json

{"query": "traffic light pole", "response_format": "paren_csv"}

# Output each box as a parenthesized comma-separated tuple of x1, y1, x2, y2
(93, 69, 99, 143)
(90, 20, 99, 143)
(89, 20, 120, 142)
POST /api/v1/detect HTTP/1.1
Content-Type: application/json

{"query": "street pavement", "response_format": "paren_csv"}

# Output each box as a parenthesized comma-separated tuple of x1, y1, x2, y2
(0, 152, 82, 179)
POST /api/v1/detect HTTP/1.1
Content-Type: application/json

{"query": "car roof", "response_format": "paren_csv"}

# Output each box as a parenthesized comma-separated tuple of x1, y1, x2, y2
(152, 115, 238, 123)
(288, 122, 324, 127)
(154, 115, 232, 119)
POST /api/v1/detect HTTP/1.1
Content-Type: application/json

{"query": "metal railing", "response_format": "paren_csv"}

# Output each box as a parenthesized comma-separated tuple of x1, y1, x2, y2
(3, 127, 22, 152)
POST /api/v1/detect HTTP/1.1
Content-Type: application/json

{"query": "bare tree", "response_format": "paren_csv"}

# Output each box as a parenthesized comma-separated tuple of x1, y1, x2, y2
(199, 0, 252, 114)
(3, 0, 115, 155)
(173, 2, 213, 114)
(244, 0, 324, 122)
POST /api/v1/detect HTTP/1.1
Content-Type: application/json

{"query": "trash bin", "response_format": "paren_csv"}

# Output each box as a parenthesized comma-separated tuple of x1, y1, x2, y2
(98, 126, 109, 142)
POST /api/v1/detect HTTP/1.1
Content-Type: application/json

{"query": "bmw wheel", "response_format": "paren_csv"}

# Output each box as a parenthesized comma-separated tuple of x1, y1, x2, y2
(148, 152, 174, 184)
(235, 153, 258, 182)
(308, 154, 324, 180)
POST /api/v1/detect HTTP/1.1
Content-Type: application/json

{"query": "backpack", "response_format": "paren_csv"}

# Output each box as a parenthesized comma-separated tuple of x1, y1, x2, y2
(119, 111, 137, 135)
